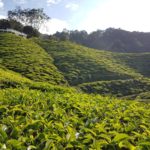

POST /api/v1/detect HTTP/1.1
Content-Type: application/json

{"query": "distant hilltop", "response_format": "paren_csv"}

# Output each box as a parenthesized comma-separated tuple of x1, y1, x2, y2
(53, 28, 150, 53)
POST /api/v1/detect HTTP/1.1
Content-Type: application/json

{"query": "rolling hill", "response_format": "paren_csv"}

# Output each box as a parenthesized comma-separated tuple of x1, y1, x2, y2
(33, 38, 144, 85)
(1, 32, 150, 97)
(32, 38, 150, 97)
(0, 33, 66, 85)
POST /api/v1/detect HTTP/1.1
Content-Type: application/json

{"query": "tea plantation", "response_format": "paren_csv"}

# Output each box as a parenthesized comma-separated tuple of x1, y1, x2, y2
(33, 38, 142, 85)
(0, 33, 66, 85)
(0, 88, 150, 150)
(0, 33, 150, 149)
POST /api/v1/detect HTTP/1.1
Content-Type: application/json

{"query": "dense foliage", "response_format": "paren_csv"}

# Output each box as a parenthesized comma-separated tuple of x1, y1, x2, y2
(0, 33, 66, 85)
(0, 67, 32, 88)
(0, 19, 11, 29)
(0, 19, 24, 32)
(8, 7, 50, 30)
(0, 88, 150, 149)
(0, 19, 40, 37)
(23, 26, 40, 38)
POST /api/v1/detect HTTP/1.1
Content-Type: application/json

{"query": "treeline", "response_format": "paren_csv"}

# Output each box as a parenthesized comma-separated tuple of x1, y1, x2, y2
(0, 19, 40, 37)
(53, 28, 150, 53)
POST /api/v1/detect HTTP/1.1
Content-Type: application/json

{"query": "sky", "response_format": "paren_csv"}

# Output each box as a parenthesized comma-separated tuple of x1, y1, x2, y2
(0, 0, 150, 34)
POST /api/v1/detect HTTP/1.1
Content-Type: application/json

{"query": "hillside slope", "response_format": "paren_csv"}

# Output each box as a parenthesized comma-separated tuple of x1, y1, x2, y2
(33, 38, 144, 85)
(115, 53, 150, 78)
(0, 33, 66, 85)
(78, 78, 150, 98)
(0, 66, 76, 94)
(0, 67, 32, 88)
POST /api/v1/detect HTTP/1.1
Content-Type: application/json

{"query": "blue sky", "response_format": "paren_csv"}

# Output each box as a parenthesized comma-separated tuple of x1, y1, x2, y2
(0, 0, 150, 34)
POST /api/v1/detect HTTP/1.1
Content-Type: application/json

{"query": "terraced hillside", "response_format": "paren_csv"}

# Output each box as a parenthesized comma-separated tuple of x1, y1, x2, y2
(78, 78, 150, 98)
(1, 33, 149, 97)
(0, 67, 76, 93)
(0, 33, 66, 85)
(0, 67, 32, 88)
(33, 38, 143, 85)
(32, 38, 150, 97)
(115, 53, 150, 78)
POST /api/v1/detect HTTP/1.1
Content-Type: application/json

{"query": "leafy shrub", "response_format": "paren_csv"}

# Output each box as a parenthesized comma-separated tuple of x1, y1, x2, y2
(0, 88, 150, 149)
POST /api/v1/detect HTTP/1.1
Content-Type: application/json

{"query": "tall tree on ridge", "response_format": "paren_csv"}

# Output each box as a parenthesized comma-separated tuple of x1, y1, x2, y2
(8, 7, 50, 30)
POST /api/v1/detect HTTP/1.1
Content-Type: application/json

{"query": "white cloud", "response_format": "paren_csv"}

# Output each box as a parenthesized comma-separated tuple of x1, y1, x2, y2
(39, 18, 69, 35)
(78, 0, 150, 32)
(65, 3, 79, 11)
(0, 15, 6, 19)
(47, 0, 61, 6)
(0, 0, 4, 9)
(13, 0, 27, 4)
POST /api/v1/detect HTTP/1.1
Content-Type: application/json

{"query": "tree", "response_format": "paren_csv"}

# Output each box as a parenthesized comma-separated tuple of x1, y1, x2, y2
(54, 31, 70, 41)
(0, 19, 23, 32)
(9, 19, 24, 32)
(8, 7, 50, 30)
(23, 26, 40, 37)
(0, 19, 11, 29)
(69, 30, 88, 44)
